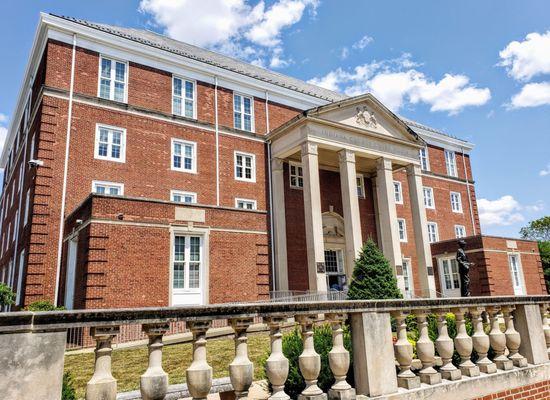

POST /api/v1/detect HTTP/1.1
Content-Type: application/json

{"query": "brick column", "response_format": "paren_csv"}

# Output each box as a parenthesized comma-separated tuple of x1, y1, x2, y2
(301, 142, 327, 293)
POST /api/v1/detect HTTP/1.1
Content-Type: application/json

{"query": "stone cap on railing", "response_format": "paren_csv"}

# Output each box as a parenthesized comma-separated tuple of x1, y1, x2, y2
(2, 295, 550, 334)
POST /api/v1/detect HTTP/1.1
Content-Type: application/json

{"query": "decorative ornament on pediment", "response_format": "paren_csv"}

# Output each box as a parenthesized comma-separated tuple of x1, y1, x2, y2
(355, 105, 377, 129)
(322, 209, 345, 238)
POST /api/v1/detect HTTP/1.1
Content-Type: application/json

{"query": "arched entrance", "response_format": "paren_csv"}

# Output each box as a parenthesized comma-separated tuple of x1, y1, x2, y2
(322, 210, 348, 291)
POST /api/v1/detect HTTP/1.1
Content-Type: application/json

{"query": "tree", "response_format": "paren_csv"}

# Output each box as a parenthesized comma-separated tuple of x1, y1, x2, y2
(0, 283, 16, 307)
(520, 216, 550, 293)
(347, 239, 402, 300)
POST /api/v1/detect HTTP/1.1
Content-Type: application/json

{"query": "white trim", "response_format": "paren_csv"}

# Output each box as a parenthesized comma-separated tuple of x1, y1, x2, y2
(507, 252, 526, 295)
(393, 181, 403, 205)
(233, 92, 255, 133)
(97, 54, 128, 103)
(427, 221, 439, 243)
(444, 149, 458, 178)
(450, 191, 463, 213)
(94, 123, 126, 163)
(402, 258, 414, 298)
(172, 75, 197, 119)
(437, 255, 461, 296)
(289, 161, 304, 189)
(170, 190, 197, 204)
(454, 225, 466, 238)
(171, 138, 197, 173)
(397, 218, 407, 242)
(423, 186, 435, 209)
(234, 151, 256, 182)
(92, 180, 125, 195)
(419, 146, 430, 171)
(235, 198, 257, 210)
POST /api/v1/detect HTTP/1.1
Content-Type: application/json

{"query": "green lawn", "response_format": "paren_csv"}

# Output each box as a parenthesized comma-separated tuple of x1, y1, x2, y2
(64, 333, 270, 399)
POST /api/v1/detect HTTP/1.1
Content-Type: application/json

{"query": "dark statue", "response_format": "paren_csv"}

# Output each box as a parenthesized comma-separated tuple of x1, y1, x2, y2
(456, 239, 474, 297)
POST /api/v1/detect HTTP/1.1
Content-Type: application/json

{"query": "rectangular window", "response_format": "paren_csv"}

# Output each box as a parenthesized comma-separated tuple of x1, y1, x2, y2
(98, 56, 127, 102)
(450, 192, 463, 213)
(423, 187, 435, 209)
(233, 93, 254, 132)
(173, 235, 202, 290)
(427, 222, 439, 243)
(444, 149, 458, 177)
(394, 181, 403, 204)
(18, 163, 24, 192)
(13, 211, 18, 243)
(16, 249, 25, 305)
(419, 147, 430, 171)
(441, 258, 460, 290)
(402, 259, 413, 298)
(171, 190, 197, 204)
(289, 162, 303, 188)
(455, 225, 466, 238)
(92, 181, 124, 196)
(29, 134, 35, 160)
(397, 218, 407, 242)
(234, 152, 256, 182)
(172, 76, 195, 118)
(24, 189, 30, 226)
(356, 174, 365, 198)
(508, 254, 525, 295)
(171, 139, 196, 173)
(95, 125, 126, 162)
(235, 198, 257, 210)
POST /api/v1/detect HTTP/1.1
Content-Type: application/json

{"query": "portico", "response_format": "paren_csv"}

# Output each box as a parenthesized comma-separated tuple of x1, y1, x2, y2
(268, 94, 437, 298)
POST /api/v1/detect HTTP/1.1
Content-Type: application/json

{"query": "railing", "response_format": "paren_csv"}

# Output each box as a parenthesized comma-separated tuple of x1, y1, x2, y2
(1, 296, 550, 400)
(269, 290, 349, 302)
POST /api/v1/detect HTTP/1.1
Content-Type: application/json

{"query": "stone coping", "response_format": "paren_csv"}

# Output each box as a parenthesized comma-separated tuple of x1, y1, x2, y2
(2, 295, 549, 333)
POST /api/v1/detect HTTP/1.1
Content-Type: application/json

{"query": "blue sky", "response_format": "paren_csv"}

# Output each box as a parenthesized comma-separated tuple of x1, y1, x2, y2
(0, 0, 549, 238)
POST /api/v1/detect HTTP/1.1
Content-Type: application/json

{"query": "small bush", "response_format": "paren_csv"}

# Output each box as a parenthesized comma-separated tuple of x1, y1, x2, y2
(25, 300, 65, 311)
(62, 371, 76, 400)
(0, 283, 16, 307)
(265, 324, 353, 400)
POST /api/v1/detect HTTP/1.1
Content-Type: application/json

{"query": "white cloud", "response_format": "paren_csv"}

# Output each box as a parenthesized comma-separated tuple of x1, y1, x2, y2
(340, 47, 349, 60)
(508, 81, 550, 108)
(478, 195, 525, 226)
(0, 113, 7, 123)
(308, 54, 491, 114)
(352, 35, 373, 50)
(499, 31, 550, 82)
(540, 163, 550, 177)
(139, 0, 317, 68)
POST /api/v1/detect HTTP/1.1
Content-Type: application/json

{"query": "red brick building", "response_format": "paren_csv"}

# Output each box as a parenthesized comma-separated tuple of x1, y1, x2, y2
(0, 14, 545, 310)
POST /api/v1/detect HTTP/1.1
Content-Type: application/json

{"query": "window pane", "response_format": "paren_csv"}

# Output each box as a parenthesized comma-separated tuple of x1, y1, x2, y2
(174, 143, 182, 156)
(114, 82, 125, 102)
(95, 186, 106, 194)
(111, 144, 120, 159)
(234, 95, 242, 111)
(109, 187, 119, 195)
(173, 263, 185, 289)
(234, 112, 242, 129)
(244, 115, 252, 131)
(185, 81, 194, 99)
(190, 237, 200, 261)
(174, 237, 185, 261)
(98, 143, 108, 157)
(115, 62, 125, 81)
(173, 98, 182, 115)
(185, 100, 194, 118)
(173, 78, 182, 96)
(99, 79, 111, 98)
(101, 58, 111, 78)
(189, 263, 200, 288)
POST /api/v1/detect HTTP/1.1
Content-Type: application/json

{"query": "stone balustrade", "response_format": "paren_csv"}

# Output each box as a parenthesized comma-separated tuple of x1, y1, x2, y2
(1, 296, 550, 400)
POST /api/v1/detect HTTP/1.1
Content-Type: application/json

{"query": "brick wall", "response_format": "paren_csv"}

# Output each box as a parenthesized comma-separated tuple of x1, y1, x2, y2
(474, 380, 550, 400)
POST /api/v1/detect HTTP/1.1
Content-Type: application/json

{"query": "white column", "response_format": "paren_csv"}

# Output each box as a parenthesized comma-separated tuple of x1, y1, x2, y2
(375, 157, 404, 293)
(301, 142, 328, 293)
(272, 158, 288, 291)
(406, 164, 436, 297)
(338, 149, 363, 280)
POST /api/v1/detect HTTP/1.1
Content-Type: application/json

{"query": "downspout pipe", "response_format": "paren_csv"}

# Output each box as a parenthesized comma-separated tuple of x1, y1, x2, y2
(214, 76, 220, 206)
(54, 33, 77, 306)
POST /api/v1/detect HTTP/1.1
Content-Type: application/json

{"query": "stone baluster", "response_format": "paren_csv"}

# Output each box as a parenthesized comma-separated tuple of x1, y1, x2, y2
(392, 311, 420, 389)
(470, 307, 496, 374)
(434, 309, 461, 381)
(326, 313, 355, 400)
(140, 323, 170, 400)
(229, 318, 254, 399)
(265, 317, 290, 400)
(416, 311, 441, 385)
(86, 326, 120, 400)
(487, 307, 513, 370)
(296, 315, 327, 400)
(452, 308, 479, 377)
(502, 306, 527, 368)
(541, 304, 550, 358)
(186, 321, 213, 400)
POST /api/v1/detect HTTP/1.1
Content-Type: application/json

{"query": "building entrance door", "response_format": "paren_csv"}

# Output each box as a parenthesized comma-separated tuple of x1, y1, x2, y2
(438, 257, 461, 297)
(508, 254, 525, 295)
(324, 249, 346, 291)
(64, 238, 78, 310)
(172, 235, 204, 305)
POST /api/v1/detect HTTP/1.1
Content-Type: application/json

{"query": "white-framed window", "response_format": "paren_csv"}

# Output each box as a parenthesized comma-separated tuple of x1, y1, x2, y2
(394, 181, 403, 204)
(397, 218, 407, 242)
(18, 163, 24, 193)
(440, 257, 460, 292)
(455, 225, 466, 238)
(419, 147, 430, 171)
(233, 93, 254, 132)
(172, 76, 196, 118)
(423, 187, 435, 209)
(356, 174, 365, 198)
(444, 149, 458, 177)
(24, 189, 30, 226)
(427, 222, 439, 243)
(235, 198, 257, 210)
(15, 249, 25, 305)
(173, 235, 202, 290)
(171, 190, 197, 204)
(289, 162, 303, 188)
(450, 192, 463, 213)
(171, 139, 197, 173)
(402, 258, 413, 299)
(234, 152, 256, 182)
(29, 134, 35, 161)
(94, 124, 126, 162)
(98, 56, 128, 102)
(508, 253, 525, 295)
(92, 181, 124, 196)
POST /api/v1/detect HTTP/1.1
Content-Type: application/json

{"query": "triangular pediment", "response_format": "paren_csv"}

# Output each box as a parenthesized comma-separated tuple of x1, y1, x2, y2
(307, 94, 423, 145)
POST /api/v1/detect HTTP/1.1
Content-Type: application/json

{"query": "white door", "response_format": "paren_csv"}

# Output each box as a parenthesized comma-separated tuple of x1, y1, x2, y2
(324, 249, 346, 291)
(64, 238, 78, 310)
(402, 259, 414, 299)
(508, 254, 525, 295)
(172, 235, 204, 305)
(439, 258, 461, 297)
